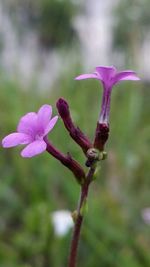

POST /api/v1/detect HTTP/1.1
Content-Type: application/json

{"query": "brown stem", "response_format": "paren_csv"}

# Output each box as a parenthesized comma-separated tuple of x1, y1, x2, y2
(68, 167, 96, 267)
(44, 137, 85, 184)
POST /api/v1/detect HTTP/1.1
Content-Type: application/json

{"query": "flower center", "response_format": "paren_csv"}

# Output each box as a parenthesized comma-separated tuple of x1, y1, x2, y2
(35, 133, 44, 141)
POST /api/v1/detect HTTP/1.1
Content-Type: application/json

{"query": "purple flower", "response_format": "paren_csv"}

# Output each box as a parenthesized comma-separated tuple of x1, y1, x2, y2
(75, 66, 140, 125)
(2, 105, 58, 158)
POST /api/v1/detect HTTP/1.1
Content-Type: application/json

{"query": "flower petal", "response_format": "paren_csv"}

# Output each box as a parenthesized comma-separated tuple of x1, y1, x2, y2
(96, 66, 117, 82)
(44, 116, 58, 135)
(2, 133, 31, 148)
(113, 71, 140, 85)
(17, 112, 38, 137)
(75, 73, 98, 80)
(37, 104, 52, 128)
(21, 140, 46, 158)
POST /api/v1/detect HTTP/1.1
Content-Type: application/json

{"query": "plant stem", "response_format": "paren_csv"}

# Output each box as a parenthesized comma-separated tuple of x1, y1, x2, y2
(68, 166, 96, 267)
(45, 137, 85, 183)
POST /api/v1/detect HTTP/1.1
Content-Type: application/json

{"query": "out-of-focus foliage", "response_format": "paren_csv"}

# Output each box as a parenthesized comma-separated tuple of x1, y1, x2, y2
(113, 0, 150, 48)
(113, 0, 150, 63)
(0, 69, 150, 267)
(3, 0, 77, 48)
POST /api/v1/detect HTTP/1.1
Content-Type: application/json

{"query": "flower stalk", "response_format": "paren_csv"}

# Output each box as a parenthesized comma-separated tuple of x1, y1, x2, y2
(68, 166, 96, 267)
(45, 136, 85, 184)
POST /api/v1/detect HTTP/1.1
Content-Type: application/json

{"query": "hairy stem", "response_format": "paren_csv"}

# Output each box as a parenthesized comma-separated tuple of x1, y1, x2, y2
(68, 166, 96, 267)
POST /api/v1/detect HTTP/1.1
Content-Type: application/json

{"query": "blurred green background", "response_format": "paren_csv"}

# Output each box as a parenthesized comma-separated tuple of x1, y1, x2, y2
(0, 1, 150, 267)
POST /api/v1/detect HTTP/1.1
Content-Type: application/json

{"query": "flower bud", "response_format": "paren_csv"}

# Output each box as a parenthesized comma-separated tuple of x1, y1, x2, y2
(56, 98, 92, 154)
(94, 122, 109, 151)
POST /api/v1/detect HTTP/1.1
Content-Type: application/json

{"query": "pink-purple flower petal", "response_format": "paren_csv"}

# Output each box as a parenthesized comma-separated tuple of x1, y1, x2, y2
(2, 133, 31, 148)
(113, 71, 140, 85)
(44, 116, 58, 135)
(75, 73, 98, 80)
(96, 66, 117, 82)
(37, 104, 52, 128)
(17, 112, 38, 136)
(21, 140, 47, 158)
(2, 103, 58, 158)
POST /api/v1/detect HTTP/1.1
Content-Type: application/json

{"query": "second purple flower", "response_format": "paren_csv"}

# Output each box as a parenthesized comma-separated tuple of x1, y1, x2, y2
(75, 65, 140, 126)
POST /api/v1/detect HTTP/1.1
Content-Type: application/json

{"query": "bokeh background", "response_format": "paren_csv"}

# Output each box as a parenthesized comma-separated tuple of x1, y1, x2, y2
(0, 1, 150, 267)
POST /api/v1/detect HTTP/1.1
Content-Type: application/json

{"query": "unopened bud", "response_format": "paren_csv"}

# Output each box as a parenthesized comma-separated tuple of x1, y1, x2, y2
(80, 199, 88, 216)
(56, 98, 70, 119)
(94, 122, 109, 151)
(86, 148, 100, 167)
(99, 151, 107, 160)
(71, 210, 78, 223)
(56, 98, 92, 154)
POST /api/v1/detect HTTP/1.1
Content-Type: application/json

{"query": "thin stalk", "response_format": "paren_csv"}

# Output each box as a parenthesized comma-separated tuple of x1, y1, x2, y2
(68, 166, 96, 267)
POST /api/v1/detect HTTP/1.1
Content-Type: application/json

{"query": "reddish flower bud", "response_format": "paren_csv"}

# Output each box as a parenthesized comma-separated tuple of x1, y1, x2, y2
(94, 122, 109, 151)
(56, 98, 92, 154)
(56, 98, 70, 120)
